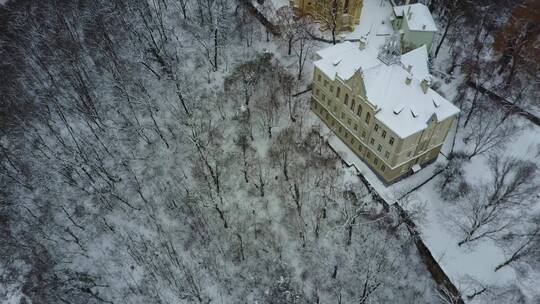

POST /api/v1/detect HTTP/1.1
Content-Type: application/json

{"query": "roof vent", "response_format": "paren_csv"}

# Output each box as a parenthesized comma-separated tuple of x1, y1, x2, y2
(432, 98, 441, 108)
(333, 58, 342, 66)
(410, 108, 418, 118)
(405, 74, 413, 85)
(422, 24, 426, 30)
(393, 106, 404, 114)
(420, 76, 431, 94)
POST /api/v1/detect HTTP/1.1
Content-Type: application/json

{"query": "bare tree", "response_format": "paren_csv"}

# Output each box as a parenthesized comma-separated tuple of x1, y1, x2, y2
(174, 0, 191, 19)
(493, 0, 540, 87)
(317, 0, 341, 45)
(276, 6, 298, 56)
(437, 151, 470, 201)
(495, 214, 540, 272)
(463, 107, 519, 160)
(455, 155, 537, 246)
(292, 17, 316, 80)
(433, 0, 467, 58)
(269, 127, 297, 181)
(234, 132, 255, 183)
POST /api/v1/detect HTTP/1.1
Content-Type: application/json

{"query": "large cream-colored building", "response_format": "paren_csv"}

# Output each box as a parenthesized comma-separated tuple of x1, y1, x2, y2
(290, 0, 363, 31)
(310, 36, 459, 183)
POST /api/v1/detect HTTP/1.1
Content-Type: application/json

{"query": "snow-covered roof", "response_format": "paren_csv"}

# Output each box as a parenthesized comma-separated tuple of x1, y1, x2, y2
(315, 42, 380, 81)
(393, 4, 437, 32)
(400, 45, 429, 79)
(314, 42, 459, 139)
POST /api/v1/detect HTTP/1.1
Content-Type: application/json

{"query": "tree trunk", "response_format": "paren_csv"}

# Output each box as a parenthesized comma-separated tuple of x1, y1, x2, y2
(435, 16, 452, 58)
(236, 233, 245, 261)
(288, 35, 293, 56)
(347, 217, 355, 246)
(215, 204, 228, 228)
(213, 27, 218, 71)
(463, 82, 480, 127)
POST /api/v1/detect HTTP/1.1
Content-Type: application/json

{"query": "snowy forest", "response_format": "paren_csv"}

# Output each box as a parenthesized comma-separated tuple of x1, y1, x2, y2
(0, 0, 538, 304)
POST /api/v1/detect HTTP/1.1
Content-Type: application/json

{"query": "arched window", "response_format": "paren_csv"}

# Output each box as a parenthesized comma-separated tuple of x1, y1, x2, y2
(365, 112, 370, 124)
(336, 87, 341, 98)
(356, 105, 362, 117)
(344, 93, 349, 105)
(351, 99, 356, 111)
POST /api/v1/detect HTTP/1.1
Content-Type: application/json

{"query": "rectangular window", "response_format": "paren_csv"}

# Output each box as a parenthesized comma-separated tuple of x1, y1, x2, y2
(330, 85, 334, 93)
(374, 158, 379, 165)
(354, 124, 358, 131)
(407, 151, 412, 157)
(381, 165, 386, 172)
(382, 130, 386, 138)
(365, 113, 371, 124)
(389, 137, 394, 145)
(377, 144, 382, 152)
(366, 152, 371, 159)
(341, 113, 345, 119)
(344, 94, 349, 105)
(317, 74, 321, 82)
(358, 144, 362, 152)
(347, 118, 351, 125)
(316, 89, 320, 96)
(324, 80, 328, 87)
(345, 132, 349, 139)
(370, 138, 375, 145)
(339, 126, 342, 133)
(322, 94, 326, 101)
(362, 131, 366, 138)
(351, 99, 356, 111)
(385, 151, 390, 159)
(336, 87, 341, 98)
(374, 124, 379, 131)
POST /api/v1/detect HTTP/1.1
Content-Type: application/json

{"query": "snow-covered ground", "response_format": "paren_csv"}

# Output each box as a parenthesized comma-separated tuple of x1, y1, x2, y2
(323, 83, 540, 302)
(404, 116, 540, 299)
(301, 0, 540, 302)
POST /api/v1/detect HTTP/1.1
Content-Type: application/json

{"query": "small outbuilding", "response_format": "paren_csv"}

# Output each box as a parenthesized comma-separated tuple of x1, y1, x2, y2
(391, 3, 437, 52)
